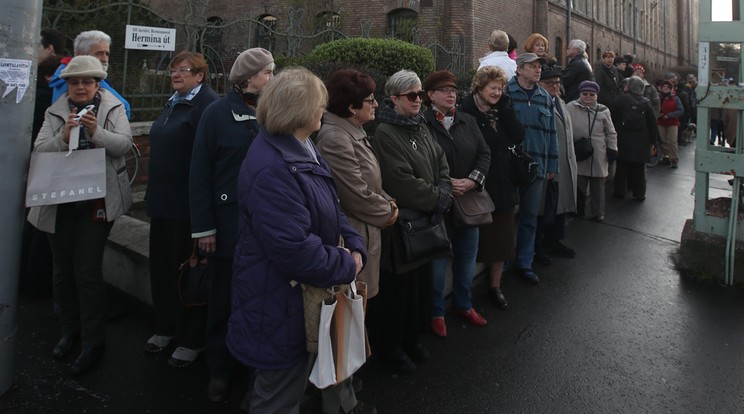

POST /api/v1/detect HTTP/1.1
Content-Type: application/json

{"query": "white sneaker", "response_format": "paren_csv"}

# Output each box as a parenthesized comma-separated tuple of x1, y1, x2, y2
(168, 346, 205, 368)
(144, 334, 173, 353)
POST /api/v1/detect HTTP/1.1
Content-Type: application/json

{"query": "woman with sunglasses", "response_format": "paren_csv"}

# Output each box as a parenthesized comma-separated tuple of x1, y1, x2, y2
(421, 70, 490, 337)
(371, 69, 452, 374)
(566, 80, 618, 222)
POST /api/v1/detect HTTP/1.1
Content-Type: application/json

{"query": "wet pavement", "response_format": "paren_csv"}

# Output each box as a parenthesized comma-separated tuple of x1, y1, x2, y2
(3, 141, 744, 413)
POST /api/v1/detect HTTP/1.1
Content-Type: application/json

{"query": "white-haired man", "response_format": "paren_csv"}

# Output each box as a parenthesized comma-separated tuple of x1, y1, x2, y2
(561, 39, 594, 103)
(49, 30, 131, 119)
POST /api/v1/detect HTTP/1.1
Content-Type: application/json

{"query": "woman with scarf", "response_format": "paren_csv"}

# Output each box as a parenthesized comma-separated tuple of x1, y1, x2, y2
(28, 56, 132, 375)
(656, 80, 684, 168)
(422, 70, 490, 337)
(459, 66, 525, 310)
(567, 81, 618, 222)
(371, 69, 452, 374)
(189, 48, 274, 406)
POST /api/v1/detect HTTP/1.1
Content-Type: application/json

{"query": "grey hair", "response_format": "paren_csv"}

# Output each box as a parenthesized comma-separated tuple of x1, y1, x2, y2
(488, 30, 509, 52)
(74, 30, 111, 54)
(569, 39, 586, 54)
(385, 69, 421, 97)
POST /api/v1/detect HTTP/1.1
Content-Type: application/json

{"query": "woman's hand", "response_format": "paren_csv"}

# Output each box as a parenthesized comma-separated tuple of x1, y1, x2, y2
(63, 112, 81, 144)
(451, 178, 476, 197)
(351, 251, 364, 276)
(197, 235, 216, 253)
(384, 199, 399, 228)
(79, 110, 97, 138)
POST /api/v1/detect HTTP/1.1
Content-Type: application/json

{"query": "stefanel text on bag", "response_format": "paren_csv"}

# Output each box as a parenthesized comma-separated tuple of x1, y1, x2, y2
(308, 281, 370, 389)
(177, 241, 213, 307)
(509, 145, 538, 186)
(452, 189, 495, 227)
(396, 208, 451, 263)
(25, 148, 107, 207)
(574, 137, 593, 161)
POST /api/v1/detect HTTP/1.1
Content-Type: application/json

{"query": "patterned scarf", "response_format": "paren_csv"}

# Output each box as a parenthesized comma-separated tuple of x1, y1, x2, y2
(375, 99, 424, 127)
(473, 92, 499, 130)
(68, 92, 102, 150)
(432, 105, 456, 131)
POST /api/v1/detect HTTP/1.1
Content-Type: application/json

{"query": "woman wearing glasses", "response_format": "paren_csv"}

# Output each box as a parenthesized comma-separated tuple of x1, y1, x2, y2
(566, 80, 617, 222)
(371, 69, 452, 374)
(144, 51, 218, 367)
(421, 70, 490, 337)
(315, 68, 392, 414)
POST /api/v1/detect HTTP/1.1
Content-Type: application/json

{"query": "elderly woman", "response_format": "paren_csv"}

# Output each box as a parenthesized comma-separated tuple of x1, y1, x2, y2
(315, 68, 393, 413)
(478, 30, 517, 79)
(422, 70, 490, 336)
(656, 80, 685, 168)
(371, 69, 452, 374)
(28, 56, 132, 374)
(459, 66, 524, 310)
(143, 52, 218, 364)
(595, 50, 623, 106)
(189, 48, 274, 403)
(567, 81, 618, 222)
(524, 33, 558, 70)
(229, 67, 366, 414)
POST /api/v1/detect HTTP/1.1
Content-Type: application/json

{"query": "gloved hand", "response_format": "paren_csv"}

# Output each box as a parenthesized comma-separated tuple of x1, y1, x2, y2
(607, 148, 618, 162)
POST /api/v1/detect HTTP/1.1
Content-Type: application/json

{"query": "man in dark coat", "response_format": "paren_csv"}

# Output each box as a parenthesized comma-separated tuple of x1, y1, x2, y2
(561, 39, 595, 103)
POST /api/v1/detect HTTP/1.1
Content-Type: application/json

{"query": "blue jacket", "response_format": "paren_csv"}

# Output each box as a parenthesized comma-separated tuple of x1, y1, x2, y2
(145, 84, 218, 219)
(189, 89, 260, 258)
(506, 78, 559, 178)
(227, 128, 367, 370)
(49, 61, 131, 120)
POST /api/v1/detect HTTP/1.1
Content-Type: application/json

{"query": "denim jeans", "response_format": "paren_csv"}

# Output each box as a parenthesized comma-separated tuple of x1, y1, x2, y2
(515, 177, 545, 269)
(431, 225, 480, 316)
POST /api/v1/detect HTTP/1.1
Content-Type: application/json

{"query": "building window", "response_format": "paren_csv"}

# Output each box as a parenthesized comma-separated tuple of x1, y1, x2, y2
(255, 14, 277, 50)
(316, 11, 341, 33)
(555, 37, 563, 66)
(388, 8, 418, 43)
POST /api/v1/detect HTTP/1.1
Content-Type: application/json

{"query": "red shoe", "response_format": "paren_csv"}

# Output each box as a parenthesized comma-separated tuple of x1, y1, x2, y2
(457, 308, 487, 326)
(431, 316, 447, 337)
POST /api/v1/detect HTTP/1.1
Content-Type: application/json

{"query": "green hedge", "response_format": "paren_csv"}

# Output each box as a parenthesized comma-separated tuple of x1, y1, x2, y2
(303, 38, 435, 79)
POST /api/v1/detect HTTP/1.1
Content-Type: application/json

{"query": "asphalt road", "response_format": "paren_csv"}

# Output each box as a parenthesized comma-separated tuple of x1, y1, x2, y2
(2, 141, 744, 414)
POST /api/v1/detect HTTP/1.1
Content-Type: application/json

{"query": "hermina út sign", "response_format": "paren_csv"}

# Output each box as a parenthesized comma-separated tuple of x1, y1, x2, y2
(26, 148, 107, 207)
(125, 25, 176, 51)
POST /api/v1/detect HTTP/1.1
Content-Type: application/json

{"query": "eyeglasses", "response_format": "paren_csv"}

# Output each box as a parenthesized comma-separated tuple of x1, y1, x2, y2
(396, 91, 426, 102)
(67, 79, 97, 87)
(580, 92, 597, 96)
(542, 80, 561, 87)
(170, 67, 194, 75)
(362, 97, 377, 105)
(435, 88, 457, 95)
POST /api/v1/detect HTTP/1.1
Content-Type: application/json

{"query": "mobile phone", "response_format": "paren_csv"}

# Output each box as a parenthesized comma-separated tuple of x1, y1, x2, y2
(74, 105, 96, 122)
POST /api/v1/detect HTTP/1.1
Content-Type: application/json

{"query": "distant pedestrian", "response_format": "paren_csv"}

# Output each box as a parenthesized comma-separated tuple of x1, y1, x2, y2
(524, 33, 559, 70)
(595, 50, 623, 106)
(631, 64, 660, 116)
(656, 80, 684, 168)
(478, 29, 517, 80)
(561, 39, 595, 103)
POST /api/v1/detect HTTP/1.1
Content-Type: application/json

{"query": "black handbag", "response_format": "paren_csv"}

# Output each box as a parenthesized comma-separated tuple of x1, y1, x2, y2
(574, 110, 599, 161)
(452, 189, 495, 227)
(177, 241, 213, 307)
(396, 208, 451, 263)
(509, 145, 538, 186)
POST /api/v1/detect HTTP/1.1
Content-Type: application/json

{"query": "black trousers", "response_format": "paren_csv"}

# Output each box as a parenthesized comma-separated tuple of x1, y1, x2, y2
(614, 161, 647, 198)
(207, 256, 237, 380)
(48, 203, 113, 347)
(149, 218, 206, 349)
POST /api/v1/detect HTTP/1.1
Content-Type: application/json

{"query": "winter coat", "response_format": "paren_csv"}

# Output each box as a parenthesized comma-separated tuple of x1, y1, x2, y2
(642, 79, 661, 117)
(506, 77, 559, 178)
(315, 112, 395, 298)
(372, 102, 452, 274)
(28, 89, 133, 233)
(146, 83, 218, 219)
(561, 54, 595, 103)
(611, 94, 658, 163)
(657, 93, 684, 127)
(459, 93, 524, 212)
(553, 97, 578, 215)
(595, 63, 623, 106)
(189, 89, 260, 258)
(478, 51, 517, 80)
(228, 129, 367, 371)
(567, 101, 617, 178)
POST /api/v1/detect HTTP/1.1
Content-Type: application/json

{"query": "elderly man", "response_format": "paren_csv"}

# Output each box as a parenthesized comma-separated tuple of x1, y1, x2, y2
(507, 53, 559, 284)
(478, 29, 517, 80)
(561, 39, 594, 103)
(49, 30, 131, 119)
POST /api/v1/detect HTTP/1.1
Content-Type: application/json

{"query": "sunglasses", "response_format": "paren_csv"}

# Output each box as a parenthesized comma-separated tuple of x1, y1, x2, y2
(396, 91, 426, 102)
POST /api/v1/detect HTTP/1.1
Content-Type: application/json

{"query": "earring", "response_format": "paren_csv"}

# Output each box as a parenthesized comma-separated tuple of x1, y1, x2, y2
(351, 111, 357, 115)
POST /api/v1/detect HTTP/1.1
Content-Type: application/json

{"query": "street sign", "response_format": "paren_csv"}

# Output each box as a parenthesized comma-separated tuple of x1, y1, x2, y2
(125, 25, 176, 51)
(716, 56, 740, 62)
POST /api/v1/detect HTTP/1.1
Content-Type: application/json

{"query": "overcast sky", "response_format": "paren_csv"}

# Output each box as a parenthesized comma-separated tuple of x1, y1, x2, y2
(712, 0, 733, 21)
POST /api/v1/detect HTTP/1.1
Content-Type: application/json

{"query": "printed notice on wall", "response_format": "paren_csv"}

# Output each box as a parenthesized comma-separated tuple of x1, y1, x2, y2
(698, 42, 709, 87)
(0, 58, 31, 103)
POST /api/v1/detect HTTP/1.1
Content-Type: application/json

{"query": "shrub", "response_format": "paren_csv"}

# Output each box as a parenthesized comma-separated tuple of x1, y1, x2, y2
(304, 38, 435, 79)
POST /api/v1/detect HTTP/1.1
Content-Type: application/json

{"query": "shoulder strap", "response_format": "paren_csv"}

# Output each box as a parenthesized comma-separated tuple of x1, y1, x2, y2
(588, 108, 599, 135)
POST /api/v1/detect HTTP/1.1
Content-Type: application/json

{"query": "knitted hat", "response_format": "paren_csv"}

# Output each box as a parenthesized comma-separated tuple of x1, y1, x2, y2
(626, 76, 645, 95)
(228, 48, 273, 83)
(632, 64, 646, 75)
(540, 68, 561, 81)
(579, 80, 600, 94)
(60, 56, 107, 80)
(516, 53, 547, 66)
(613, 56, 626, 65)
(422, 70, 457, 91)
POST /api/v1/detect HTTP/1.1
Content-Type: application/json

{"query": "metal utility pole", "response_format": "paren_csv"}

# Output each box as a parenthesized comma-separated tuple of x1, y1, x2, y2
(0, 0, 42, 396)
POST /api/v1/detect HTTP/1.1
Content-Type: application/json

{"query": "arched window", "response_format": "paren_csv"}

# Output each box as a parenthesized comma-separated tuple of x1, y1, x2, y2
(255, 14, 277, 50)
(388, 8, 418, 43)
(205, 16, 223, 50)
(554, 37, 563, 66)
(596, 48, 602, 63)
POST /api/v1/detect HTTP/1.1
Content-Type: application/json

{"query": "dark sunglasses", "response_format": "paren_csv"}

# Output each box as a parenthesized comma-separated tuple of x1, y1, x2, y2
(396, 90, 426, 102)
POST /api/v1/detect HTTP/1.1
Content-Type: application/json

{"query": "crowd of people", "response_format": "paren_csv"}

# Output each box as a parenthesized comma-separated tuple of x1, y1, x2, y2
(22, 26, 707, 414)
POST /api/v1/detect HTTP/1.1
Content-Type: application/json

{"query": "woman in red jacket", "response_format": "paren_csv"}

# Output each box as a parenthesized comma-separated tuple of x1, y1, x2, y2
(657, 80, 684, 168)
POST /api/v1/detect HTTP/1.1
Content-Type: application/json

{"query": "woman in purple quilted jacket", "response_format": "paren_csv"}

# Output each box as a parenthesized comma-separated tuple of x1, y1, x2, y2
(228, 67, 367, 414)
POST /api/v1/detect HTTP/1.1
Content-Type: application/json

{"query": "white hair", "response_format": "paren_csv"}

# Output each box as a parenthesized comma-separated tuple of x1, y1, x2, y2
(74, 30, 111, 55)
(569, 39, 586, 54)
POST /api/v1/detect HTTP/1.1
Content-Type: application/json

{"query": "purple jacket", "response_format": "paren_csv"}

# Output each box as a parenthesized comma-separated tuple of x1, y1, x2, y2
(227, 128, 367, 370)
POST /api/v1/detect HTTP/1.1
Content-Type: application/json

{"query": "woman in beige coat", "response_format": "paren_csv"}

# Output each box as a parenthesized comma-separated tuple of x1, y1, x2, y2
(566, 80, 617, 222)
(315, 68, 397, 413)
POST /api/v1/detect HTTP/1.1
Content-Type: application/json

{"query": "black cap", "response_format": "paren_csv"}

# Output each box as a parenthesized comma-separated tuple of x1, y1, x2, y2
(540, 68, 561, 81)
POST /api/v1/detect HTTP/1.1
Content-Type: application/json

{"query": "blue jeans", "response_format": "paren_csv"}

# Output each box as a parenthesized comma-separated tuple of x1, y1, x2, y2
(515, 177, 544, 269)
(431, 225, 480, 316)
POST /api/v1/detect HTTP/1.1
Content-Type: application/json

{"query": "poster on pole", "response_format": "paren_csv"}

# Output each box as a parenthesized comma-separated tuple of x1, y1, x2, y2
(125, 25, 176, 51)
(698, 42, 709, 87)
(0, 59, 32, 103)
